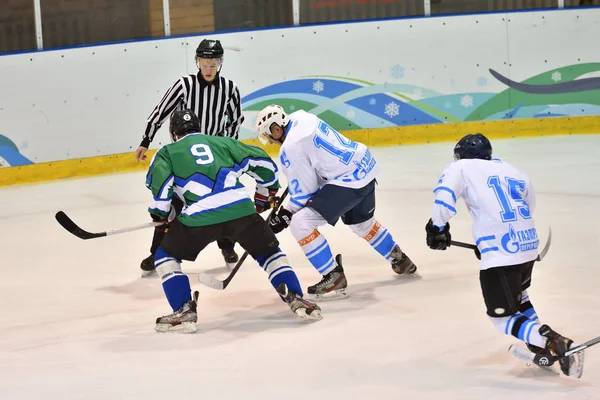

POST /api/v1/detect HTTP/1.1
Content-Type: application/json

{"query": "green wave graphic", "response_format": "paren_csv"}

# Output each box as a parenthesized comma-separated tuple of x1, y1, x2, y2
(466, 63, 600, 121)
(301, 75, 458, 122)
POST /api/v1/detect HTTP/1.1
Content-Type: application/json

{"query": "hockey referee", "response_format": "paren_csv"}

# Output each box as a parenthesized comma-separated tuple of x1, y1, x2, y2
(136, 39, 245, 277)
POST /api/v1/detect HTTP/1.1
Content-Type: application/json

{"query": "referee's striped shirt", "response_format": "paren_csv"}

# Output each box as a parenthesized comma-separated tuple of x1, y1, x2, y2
(140, 72, 244, 147)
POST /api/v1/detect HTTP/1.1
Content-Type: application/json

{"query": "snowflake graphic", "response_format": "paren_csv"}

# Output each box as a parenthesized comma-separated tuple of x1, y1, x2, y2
(460, 95, 474, 108)
(345, 110, 356, 120)
(476, 76, 488, 87)
(444, 101, 453, 109)
(369, 98, 377, 105)
(313, 80, 324, 93)
(551, 71, 562, 83)
(384, 101, 400, 118)
(289, 105, 296, 111)
(389, 64, 405, 80)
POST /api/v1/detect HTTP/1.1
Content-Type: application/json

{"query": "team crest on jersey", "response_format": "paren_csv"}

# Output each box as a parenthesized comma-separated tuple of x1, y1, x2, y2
(501, 224, 539, 254)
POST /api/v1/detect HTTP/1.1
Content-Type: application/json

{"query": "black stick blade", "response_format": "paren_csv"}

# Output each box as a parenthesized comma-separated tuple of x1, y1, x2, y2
(55, 211, 106, 240)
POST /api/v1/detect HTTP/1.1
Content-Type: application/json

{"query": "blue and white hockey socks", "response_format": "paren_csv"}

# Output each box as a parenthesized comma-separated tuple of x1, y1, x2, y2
(298, 230, 337, 275)
(155, 247, 191, 311)
(519, 290, 539, 322)
(350, 219, 397, 261)
(489, 313, 546, 348)
(255, 248, 303, 296)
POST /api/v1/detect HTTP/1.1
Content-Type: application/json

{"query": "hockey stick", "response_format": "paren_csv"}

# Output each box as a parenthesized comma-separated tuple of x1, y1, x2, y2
(451, 227, 551, 262)
(508, 334, 600, 378)
(198, 188, 289, 290)
(55, 211, 163, 240)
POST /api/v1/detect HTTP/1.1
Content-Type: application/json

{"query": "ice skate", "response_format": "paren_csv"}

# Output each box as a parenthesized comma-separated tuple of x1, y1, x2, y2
(276, 284, 322, 321)
(140, 254, 157, 278)
(155, 291, 199, 333)
(390, 245, 420, 278)
(539, 325, 584, 378)
(221, 248, 239, 270)
(307, 254, 349, 301)
(524, 343, 559, 375)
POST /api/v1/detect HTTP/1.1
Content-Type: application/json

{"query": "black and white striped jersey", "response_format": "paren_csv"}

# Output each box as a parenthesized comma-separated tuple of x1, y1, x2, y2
(140, 72, 244, 147)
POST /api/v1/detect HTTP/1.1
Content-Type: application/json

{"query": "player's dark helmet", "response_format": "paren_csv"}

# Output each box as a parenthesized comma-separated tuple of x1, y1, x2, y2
(453, 133, 492, 161)
(169, 109, 201, 141)
(196, 39, 224, 59)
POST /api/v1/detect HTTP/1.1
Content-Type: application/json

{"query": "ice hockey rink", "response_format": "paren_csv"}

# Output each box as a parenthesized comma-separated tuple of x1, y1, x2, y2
(1, 134, 599, 400)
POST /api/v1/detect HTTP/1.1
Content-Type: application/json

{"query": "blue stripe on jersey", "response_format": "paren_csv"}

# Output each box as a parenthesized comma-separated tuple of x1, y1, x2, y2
(290, 197, 307, 208)
(434, 199, 457, 213)
(186, 193, 252, 216)
(433, 186, 457, 203)
(476, 235, 496, 246)
(174, 173, 215, 191)
(214, 157, 278, 190)
(293, 192, 315, 201)
(153, 174, 174, 200)
(480, 247, 499, 254)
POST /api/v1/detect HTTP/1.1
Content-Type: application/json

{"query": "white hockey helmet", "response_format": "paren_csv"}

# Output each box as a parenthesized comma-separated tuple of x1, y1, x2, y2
(255, 105, 289, 144)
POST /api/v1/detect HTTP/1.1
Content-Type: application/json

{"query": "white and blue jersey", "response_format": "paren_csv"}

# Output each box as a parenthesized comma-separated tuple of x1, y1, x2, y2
(431, 158, 538, 270)
(278, 110, 379, 213)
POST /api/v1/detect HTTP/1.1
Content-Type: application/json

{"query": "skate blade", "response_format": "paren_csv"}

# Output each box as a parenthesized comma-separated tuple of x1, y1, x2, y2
(307, 288, 349, 302)
(225, 262, 236, 271)
(155, 321, 197, 333)
(568, 348, 585, 379)
(294, 308, 323, 321)
(395, 270, 422, 280)
(141, 269, 158, 278)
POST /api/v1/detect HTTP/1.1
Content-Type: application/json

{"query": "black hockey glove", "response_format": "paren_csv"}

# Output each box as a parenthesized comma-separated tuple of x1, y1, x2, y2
(425, 218, 451, 250)
(269, 208, 293, 234)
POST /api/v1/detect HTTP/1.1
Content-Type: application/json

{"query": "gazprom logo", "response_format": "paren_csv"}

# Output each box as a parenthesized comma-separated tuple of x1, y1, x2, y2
(501, 224, 539, 254)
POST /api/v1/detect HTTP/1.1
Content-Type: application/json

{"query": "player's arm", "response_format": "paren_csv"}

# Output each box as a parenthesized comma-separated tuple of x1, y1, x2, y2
(145, 148, 176, 221)
(426, 162, 465, 250)
(225, 84, 245, 140)
(136, 78, 185, 161)
(227, 140, 281, 212)
(267, 145, 320, 234)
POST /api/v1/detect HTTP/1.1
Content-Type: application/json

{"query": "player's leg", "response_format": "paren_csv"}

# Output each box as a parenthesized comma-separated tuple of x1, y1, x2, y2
(289, 191, 349, 300)
(481, 264, 550, 349)
(216, 237, 239, 270)
(232, 214, 321, 320)
(153, 220, 217, 333)
(517, 261, 580, 376)
(343, 180, 417, 276)
(140, 196, 185, 277)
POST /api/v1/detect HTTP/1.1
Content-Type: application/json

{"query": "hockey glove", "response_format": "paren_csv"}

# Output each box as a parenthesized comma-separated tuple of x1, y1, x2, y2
(150, 205, 178, 231)
(425, 218, 451, 250)
(254, 187, 279, 213)
(269, 208, 293, 234)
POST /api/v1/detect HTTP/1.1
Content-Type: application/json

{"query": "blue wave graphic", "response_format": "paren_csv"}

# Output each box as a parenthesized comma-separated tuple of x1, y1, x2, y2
(242, 79, 362, 103)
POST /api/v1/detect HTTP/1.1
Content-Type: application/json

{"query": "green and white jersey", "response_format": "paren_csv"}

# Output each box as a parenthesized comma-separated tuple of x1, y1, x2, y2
(146, 133, 280, 227)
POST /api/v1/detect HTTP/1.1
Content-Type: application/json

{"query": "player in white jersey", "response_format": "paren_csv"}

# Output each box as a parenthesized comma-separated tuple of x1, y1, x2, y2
(425, 133, 581, 377)
(254, 105, 417, 300)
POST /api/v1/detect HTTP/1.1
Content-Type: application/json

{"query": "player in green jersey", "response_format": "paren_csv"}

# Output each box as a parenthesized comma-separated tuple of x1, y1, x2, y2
(146, 110, 322, 332)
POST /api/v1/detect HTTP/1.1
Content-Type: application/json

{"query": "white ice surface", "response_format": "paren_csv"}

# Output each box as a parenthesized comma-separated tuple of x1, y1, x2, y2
(1, 135, 599, 400)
